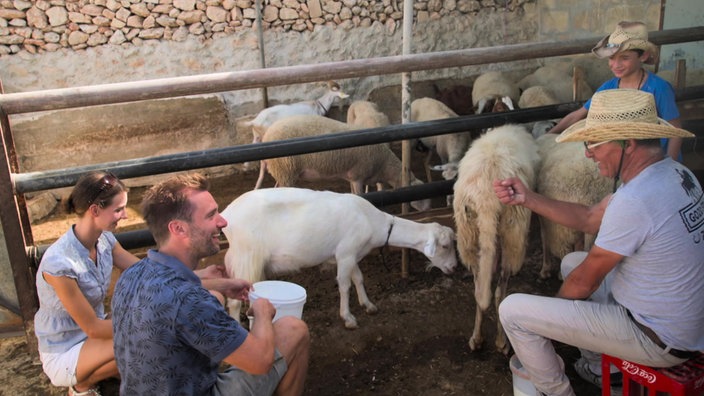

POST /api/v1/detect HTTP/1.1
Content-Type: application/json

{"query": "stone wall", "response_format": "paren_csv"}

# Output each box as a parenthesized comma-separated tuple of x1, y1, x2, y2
(0, 0, 532, 55)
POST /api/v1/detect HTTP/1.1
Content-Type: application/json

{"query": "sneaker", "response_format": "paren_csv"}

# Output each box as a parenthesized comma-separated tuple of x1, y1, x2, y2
(68, 385, 102, 396)
(573, 357, 623, 388)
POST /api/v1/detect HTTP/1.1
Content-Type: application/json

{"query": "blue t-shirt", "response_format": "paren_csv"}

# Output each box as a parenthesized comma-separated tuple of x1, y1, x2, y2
(112, 250, 248, 395)
(585, 72, 681, 156)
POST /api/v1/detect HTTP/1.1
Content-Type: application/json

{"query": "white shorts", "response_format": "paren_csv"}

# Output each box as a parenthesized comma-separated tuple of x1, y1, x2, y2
(39, 342, 83, 387)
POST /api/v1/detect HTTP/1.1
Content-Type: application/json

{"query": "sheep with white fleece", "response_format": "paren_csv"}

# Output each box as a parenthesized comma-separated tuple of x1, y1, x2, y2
(517, 65, 594, 104)
(517, 85, 560, 138)
(534, 134, 612, 279)
(260, 114, 432, 212)
(346, 100, 391, 129)
(243, 81, 349, 144)
(222, 187, 457, 329)
(255, 100, 390, 191)
(471, 71, 520, 114)
(452, 124, 540, 354)
(410, 97, 472, 183)
(345, 100, 392, 193)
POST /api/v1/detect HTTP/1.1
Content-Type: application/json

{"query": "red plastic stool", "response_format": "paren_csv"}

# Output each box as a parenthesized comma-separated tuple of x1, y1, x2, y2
(601, 352, 704, 396)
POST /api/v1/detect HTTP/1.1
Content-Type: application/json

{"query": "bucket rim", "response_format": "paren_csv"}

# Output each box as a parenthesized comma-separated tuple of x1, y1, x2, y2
(250, 280, 307, 303)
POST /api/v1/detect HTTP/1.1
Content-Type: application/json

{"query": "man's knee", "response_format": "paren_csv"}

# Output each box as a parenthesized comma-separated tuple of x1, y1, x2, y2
(560, 251, 588, 279)
(498, 293, 528, 327)
(274, 317, 310, 349)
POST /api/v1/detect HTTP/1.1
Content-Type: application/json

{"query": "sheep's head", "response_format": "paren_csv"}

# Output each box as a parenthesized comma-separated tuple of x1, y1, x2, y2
(475, 95, 515, 114)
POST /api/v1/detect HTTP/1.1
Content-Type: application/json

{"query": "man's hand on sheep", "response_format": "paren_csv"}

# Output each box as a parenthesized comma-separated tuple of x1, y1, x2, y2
(493, 178, 527, 205)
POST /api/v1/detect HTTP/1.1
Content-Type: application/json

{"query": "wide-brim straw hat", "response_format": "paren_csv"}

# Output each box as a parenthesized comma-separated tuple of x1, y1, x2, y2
(592, 21, 658, 64)
(556, 89, 694, 143)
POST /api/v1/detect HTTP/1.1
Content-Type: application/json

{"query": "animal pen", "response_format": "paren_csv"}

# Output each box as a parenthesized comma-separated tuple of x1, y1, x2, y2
(1, 26, 703, 357)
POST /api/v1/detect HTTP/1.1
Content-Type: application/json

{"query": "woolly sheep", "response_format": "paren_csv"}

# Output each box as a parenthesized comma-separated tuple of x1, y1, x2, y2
(517, 65, 594, 103)
(345, 100, 392, 193)
(221, 187, 457, 329)
(518, 85, 559, 109)
(254, 100, 390, 190)
(260, 115, 432, 212)
(242, 81, 349, 145)
(534, 134, 612, 279)
(346, 100, 391, 129)
(471, 71, 520, 114)
(452, 123, 540, 353)
(517, 86, 560, 138)
(410, 97, 472, 183)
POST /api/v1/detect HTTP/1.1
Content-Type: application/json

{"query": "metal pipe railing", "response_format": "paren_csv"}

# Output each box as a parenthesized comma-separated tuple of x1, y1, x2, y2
(0, 27, 701, 115)
(11, 103, 582, 194)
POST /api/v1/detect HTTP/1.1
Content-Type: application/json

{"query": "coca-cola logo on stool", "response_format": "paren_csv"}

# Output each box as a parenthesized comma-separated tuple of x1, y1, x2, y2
(622, 361, 657, 384)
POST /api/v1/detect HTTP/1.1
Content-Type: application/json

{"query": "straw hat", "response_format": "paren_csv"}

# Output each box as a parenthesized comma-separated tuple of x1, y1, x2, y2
(592, 21, 658, 64)
(556, 89, 694, 143)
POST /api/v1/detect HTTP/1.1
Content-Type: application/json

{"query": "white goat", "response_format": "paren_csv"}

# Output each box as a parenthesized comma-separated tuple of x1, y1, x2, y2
(452, 124, 540, 354)
(410, 97, 472, 184)
(535, 134, 611, 279)
(259, 115, 432, 212)
(243, 81, 349, 144)
(221, 187, 457, 329)
(471, 71, 520, 114)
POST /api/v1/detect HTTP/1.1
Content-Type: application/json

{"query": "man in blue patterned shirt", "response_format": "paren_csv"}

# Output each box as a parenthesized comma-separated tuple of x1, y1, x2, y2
(112, 173, 310, 395)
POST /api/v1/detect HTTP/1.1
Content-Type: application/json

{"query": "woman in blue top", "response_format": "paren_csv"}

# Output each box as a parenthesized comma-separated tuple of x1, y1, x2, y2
(34, 171, 135, 395)
(549, 21, 683, 161)
(34, 171, 248, 395)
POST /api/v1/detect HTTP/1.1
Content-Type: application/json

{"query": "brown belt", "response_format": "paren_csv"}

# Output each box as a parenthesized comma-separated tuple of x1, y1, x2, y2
(627, 310, 698, 360)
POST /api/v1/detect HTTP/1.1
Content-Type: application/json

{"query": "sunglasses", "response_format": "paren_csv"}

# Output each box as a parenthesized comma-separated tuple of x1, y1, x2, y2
(583, 140, 611, 153)
(89, 173, 118, 206)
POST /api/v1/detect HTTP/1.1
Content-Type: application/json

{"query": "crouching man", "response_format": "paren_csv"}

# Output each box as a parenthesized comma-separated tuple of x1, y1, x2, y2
(493, 90, 704, 396)
(112, 173, 309, 395)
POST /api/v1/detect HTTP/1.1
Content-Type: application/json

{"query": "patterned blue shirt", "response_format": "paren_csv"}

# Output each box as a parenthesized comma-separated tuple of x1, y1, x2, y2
(112, 250, 248, 395)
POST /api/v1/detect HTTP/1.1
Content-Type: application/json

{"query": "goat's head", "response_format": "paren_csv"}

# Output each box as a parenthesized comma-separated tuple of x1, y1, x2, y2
(327, 81, 341, 91)
(423, 223, 457, 274)
(326, 81, 349, 99)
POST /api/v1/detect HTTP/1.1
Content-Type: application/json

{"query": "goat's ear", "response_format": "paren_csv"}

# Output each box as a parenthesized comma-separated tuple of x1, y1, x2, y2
(328, 81, 340, 90)
(423, 239, 437, 257)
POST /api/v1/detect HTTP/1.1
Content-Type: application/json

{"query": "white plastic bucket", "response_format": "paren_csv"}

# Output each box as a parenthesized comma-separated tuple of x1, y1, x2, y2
(510, 355, 538, 396)
(248, 281, 307, 327)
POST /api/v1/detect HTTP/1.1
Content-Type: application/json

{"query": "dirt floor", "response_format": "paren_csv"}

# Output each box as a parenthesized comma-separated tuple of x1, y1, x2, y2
(0, 150, 600, 396)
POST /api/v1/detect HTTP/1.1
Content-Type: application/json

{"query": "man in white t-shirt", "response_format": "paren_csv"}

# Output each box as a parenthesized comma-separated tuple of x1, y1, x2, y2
(492, 89, 703, 396)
